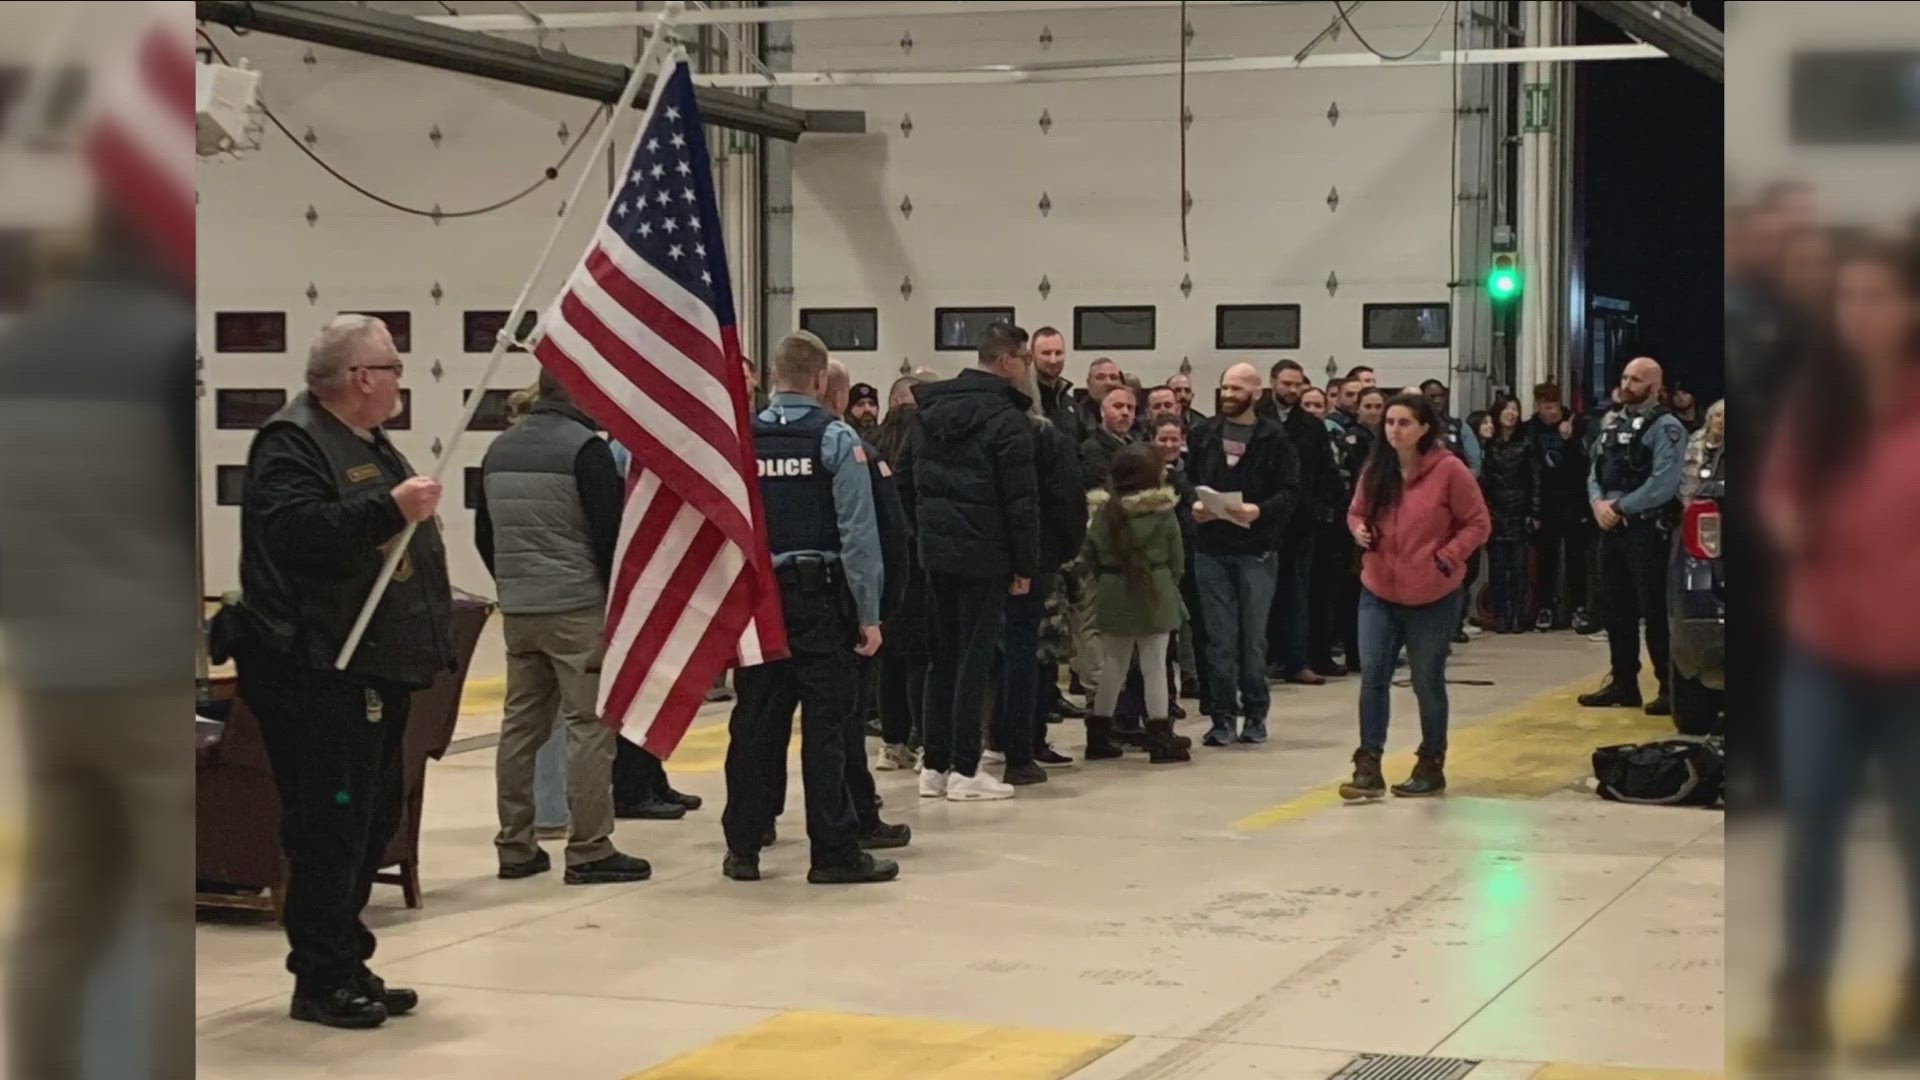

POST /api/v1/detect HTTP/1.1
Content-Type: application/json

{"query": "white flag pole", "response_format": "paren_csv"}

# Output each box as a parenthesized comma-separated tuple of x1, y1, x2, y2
(334, 0, 686, 671)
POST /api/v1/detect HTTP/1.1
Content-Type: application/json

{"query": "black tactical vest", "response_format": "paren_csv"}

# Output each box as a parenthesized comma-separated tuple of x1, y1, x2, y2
(238, 394, 455, 687)
(1596, 404, 1679, 527)
(753, 407, 839, 556)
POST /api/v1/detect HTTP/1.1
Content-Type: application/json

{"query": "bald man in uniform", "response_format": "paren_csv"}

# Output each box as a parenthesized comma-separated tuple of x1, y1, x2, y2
(1579, 357, 1688, 716)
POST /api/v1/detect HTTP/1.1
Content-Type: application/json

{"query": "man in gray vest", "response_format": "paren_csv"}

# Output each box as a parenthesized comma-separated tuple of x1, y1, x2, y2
(233, 314, 456, 1029)
(475, 368, 654, 888)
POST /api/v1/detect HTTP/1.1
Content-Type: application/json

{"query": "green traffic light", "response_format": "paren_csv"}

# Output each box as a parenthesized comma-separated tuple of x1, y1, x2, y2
(1488, 267, 1521, 300)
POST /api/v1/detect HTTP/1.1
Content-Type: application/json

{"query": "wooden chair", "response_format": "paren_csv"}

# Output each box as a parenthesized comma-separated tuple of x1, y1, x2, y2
(195, 591, 494, 919)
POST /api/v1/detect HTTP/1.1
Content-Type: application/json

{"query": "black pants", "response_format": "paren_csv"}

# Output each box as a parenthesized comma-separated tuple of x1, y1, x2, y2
(1597, 522, 1673, 690)
(1179, 556, 1212, 711)
(1308, 523, 1351, 668)
(1488, 535, 1532, 628)
(1460, 550, 1483, 631)
(995, 569, 1054, 771)
(722, 649, 864, 868)
(612, 739, 672, 806)
(1532, 506, 1591, 617)
(923, 575, 1008, 777)
(240, 659, 411, 994)
(877, 645, 927, 748)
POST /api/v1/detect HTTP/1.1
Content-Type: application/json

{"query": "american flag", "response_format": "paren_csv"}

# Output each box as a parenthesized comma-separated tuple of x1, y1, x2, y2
(84, 1, 195, 282)
(534, 55, 786, 759)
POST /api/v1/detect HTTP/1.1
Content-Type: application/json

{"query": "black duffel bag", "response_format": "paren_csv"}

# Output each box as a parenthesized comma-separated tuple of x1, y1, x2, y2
(1592, 736, 1725, 807)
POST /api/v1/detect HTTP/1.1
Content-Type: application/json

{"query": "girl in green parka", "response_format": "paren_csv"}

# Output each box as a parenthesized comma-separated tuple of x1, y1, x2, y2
(1082, 443, 1190, 764)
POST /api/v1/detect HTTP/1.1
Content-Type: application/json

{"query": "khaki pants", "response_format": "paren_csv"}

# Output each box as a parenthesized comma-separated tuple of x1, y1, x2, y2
(496, 606, 617, 868)
(1067, 560, 1102, 698)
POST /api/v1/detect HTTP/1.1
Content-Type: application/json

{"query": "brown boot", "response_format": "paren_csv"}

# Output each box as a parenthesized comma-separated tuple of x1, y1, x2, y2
(1339, 748, 1386, 801)
(1390, 748, 1446, 798)
(1144, 719, 1190, 764)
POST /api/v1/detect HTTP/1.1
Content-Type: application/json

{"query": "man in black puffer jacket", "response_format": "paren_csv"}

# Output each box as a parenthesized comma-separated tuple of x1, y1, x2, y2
(911, 322, 1041, 802)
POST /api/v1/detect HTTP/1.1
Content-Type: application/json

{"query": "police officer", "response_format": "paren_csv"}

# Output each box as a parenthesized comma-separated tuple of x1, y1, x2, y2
(1578, 356, 1687, 716)
(721, 332, 898, 884)
(230, 314, 453, 1028)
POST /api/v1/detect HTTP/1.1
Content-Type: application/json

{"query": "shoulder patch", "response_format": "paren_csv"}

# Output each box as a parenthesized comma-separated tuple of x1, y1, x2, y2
(853, 444, 868, 465)
(878, 460, 891, 478)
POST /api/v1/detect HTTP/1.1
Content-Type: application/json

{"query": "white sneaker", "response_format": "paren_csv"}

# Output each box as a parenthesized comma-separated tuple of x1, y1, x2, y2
(945, 771, 1015, 802)
(918, 768, 949, 799)
(981, 748, 1006, 766)
(876, 743, 917, 772)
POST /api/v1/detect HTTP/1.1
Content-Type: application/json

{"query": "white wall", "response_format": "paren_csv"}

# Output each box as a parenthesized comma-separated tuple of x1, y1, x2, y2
(194, 4, 754, 596)
(787, 2, 1462, 397)
(195, 1, 1470, 595)
(1727, 0, 1920, 228)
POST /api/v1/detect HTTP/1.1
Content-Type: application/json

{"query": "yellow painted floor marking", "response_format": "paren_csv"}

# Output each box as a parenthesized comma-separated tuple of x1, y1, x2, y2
(1534, 1066, 1721, 1080)
(625, 1010, 1128, 1080)
(1234, 670, 1672, 831)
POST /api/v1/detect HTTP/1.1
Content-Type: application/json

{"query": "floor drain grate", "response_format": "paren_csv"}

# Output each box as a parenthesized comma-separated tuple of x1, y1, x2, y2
(1328, 1054, 1481, 1080)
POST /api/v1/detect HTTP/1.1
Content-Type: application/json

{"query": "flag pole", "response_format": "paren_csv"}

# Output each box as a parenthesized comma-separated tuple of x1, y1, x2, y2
(334, 0, 686, 671)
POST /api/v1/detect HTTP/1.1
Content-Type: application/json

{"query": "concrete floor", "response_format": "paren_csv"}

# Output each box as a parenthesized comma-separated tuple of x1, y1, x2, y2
(194, 630, 1725, 1080)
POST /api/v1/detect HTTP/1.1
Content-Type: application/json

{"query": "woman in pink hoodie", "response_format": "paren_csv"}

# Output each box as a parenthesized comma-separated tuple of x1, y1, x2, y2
(1340, 393, 1491, 800)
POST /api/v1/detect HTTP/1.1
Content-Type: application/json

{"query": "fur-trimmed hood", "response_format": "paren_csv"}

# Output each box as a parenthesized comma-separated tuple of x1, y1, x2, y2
(1085, 485, 1179, 516)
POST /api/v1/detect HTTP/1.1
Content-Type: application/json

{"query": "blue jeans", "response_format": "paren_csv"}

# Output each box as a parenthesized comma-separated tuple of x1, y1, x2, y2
(1779, 647, 1920, 983)
(532, 720, 568, 827)
(1357, 587, 1461, 756)
(1194, 551, 1280, 731)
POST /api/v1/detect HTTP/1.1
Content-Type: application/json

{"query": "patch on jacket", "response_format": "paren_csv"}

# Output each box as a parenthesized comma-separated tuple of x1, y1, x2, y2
(345, 463, 381, 484)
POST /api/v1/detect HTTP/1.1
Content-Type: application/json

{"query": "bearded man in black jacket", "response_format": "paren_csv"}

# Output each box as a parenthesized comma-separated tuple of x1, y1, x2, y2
(1255, 359, 1342, 685)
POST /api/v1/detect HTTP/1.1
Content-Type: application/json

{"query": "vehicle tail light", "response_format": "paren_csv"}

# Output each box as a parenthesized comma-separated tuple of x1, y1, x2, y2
(1682, 499, 1721, 560)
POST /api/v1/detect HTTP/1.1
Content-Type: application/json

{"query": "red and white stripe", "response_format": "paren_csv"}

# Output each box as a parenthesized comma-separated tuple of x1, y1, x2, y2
(535, 226, 784, 759)
(84, 1, 194, 282)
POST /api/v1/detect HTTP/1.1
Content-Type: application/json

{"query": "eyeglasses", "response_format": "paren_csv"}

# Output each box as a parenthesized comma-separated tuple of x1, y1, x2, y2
(353, 363, 405, 377)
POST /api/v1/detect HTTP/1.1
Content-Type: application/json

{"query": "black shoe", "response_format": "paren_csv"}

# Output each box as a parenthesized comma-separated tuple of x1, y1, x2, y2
(1051, 696, 1087, 720)
(565, 851, 653, 885)
(860, 821, 912, 849)
(1451, 629, 1471, 645)
(808, 853, 900, 885)
(1311, 660, 1348, 679)
(355, 972, 417, 1017)
(1034, 744, 1074, 768)
(290, 988, 387, 1030)
(1578, 677, 1643, 709)
(663, 788, 703, 812)
(498, 849, 552, 880)
(1644, 693, 1672, 717)
(1168, 701, 1187, 720)
(1390, 750, 1447, 798)
(615, 799, 688, 821)
(1571, 608, 1600, 635)
(762, 825, 777, 847)
(1004, 761, 1049, 786)
(1535, 608, 1556, 632)
(722, 851, 761, 881)
(1202, 725, 1235, 748)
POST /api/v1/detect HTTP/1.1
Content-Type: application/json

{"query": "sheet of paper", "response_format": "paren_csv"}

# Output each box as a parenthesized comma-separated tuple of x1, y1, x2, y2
(1195, 486, 1251, 528)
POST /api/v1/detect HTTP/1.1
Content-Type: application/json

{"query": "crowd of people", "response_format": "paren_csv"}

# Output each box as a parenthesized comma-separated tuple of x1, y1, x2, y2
(221, 302, 1731, 1028)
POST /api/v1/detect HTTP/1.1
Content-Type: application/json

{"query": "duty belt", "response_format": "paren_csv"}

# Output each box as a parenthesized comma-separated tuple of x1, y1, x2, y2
(774, 554, 844, 593)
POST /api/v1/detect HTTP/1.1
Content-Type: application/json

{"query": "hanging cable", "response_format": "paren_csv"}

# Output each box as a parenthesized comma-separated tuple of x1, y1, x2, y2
(1331, 0, 1452, 62)
(691, 0, 781, 84)
(198, 29, 609, 221)
(1179, 0, 1190, 263)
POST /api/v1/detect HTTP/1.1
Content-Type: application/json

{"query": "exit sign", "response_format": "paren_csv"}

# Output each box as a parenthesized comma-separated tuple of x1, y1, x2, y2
(1524, 82, 1555, 133)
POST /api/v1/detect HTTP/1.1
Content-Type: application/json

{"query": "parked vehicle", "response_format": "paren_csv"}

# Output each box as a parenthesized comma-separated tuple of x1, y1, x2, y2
(1668, 450, 1724, 736)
